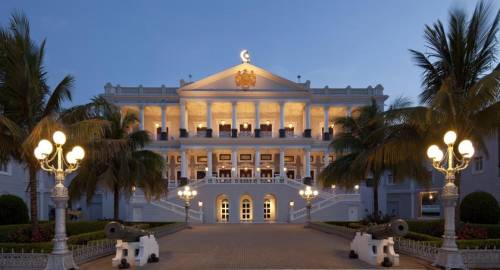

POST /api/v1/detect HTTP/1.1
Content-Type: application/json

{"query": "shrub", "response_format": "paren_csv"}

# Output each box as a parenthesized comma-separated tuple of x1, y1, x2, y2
(66, 221, 108, 236)
(0, 195, 29, 225)
(460, 191, 500, 224)
(67, 231, 106, 245)
(404, 231, 441, 241)
(7, 223, 54, 243)
(406, 220, 444, 237)
(457, 223, 489, 240)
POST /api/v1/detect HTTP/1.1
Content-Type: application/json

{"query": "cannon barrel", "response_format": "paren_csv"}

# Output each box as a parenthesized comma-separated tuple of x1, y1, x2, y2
(105, 221, 150, 242)
(363, 219, 408, 240)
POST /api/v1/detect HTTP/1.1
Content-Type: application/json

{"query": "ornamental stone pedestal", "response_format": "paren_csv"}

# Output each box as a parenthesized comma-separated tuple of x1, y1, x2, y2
(44, 175, 78, 270)
(433, 179, 465, 270)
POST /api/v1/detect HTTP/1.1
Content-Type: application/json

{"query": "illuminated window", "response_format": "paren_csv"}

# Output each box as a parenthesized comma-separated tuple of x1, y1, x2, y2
(264, 199, 272, 220)
(221, 199, 229, 222)
(241, 199, 252, 221)
(420, 192, 440, 217)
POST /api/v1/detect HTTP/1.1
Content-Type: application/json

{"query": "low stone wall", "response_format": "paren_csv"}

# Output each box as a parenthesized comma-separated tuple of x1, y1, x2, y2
(0, 222, 187, 270)
(310, 222, 500, 269)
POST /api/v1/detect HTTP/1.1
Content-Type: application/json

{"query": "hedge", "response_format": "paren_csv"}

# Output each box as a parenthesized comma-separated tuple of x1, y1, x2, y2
(0, 195, 29, 225)
(0, 221, 178, 252)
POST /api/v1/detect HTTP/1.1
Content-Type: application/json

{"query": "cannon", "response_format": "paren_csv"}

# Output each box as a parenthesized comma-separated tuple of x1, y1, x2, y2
(350, 219, 408, 267)
(363, 219, 408, 240)
(105, 222, 150, 242)
(105, 222, 159, 268)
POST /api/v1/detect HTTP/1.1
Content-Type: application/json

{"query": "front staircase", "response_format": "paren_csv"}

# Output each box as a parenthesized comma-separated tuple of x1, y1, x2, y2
(130, 177, 360, 223)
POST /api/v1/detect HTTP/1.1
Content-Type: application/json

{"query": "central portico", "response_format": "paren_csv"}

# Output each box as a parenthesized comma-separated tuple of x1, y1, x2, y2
(104, 51, 385, 223)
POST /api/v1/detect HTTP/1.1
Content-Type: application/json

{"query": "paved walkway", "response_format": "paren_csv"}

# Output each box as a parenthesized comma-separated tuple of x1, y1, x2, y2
(81, 224, 430, 269)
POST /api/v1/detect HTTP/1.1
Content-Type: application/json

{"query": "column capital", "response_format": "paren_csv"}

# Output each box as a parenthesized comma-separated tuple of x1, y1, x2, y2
(323, 104, 330, 110)
(231, 100, 238, 106)
(206, 100, 213, 106)
(138, 104, 145, 109)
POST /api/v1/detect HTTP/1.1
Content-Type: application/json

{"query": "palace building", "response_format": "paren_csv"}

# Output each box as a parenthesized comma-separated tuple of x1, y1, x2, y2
(101, 51, 387, 223)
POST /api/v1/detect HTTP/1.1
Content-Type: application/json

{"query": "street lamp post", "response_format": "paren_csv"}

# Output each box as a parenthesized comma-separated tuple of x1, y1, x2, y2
(299, 186, 318, 227)
(34, 131, 85, 270)
(426, 130, 474, 270)
(177, 186, 197, 228)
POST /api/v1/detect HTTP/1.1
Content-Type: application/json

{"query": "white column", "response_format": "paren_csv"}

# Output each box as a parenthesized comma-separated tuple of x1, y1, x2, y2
(255, 101, 260, 130)
(305, 103, 311, 130)
(231, 148, 237, 177)
(181, 149, 187, 178)
(180, 101, 186, 130)
(161, 105, 167, 132)
(255, 147, 260, 178)
(305, 149, 311, 178)
(231, 101, 237, 130)
(207, 148, 213, 178)
(139, 105, 145, 130)
(279, 148, 285, 177)
(206, 101, 212, 130)
(279, 102, 285, 130)
(323, 105, 329, 133)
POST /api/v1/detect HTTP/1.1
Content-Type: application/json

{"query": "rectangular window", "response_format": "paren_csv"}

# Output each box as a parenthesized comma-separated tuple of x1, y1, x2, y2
(219, 154, 231, 161)
(284, 155, 294, 163)
(196, 156, 207, 163)
(239, 154, 252, 162)
(386, 174, 395, 185)
(420, 192, 440, 217)
(260, 154, 273, 161)
(0, 162, 9, 175)
(473, 156, 484, 173)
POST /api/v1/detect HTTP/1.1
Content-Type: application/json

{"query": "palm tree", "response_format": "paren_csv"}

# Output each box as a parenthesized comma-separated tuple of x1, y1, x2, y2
(68, 97, 166, 220)
(0, 12, 106, 232)
(408, 1, 500, 152)
(319, 100, 429, 216)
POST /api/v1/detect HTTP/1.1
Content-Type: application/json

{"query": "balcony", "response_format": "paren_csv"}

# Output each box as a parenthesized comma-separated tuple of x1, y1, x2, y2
(261, 131, 272, 138)
(239, 131, 253, 137)
(219, 131, 232, 138)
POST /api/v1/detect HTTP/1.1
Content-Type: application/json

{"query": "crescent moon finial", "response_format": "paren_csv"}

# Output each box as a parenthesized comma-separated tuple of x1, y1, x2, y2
(240, 50, 250, 63)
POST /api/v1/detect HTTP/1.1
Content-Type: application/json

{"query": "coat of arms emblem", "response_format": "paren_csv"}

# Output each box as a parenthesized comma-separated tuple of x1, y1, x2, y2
(235, 69, 256, 89)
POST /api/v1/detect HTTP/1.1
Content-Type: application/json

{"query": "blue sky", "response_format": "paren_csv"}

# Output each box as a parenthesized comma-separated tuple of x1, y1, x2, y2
(0, 0, 496, 107)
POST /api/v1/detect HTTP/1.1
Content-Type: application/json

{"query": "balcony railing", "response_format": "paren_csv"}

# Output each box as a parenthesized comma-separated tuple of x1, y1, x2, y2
(207, 177, 285, 184)
(261, 131, 272, 137)
(219, 131, 232, 138)
(239, 131, 253, 137)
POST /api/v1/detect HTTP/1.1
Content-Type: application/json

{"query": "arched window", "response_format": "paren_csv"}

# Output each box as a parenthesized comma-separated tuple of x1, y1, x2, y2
(221, 199, 230, 222)
(241, 198, 252, 221)
(263, 194, 276, 222)
(264, 199, 272, 220)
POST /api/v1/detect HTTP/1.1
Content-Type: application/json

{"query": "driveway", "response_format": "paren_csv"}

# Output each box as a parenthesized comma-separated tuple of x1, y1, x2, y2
(80, 224, 430, 269)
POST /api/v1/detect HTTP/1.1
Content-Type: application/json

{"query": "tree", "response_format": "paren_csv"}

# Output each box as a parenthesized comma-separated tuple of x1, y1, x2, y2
(0, 12, 105, 232)
(408, 1, 500, 153)
(69, 97, 166, 220)
(319, 99, 429, 216)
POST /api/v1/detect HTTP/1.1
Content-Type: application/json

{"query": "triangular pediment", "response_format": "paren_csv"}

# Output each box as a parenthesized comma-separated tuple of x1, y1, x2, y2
(178, 63, 308, 92)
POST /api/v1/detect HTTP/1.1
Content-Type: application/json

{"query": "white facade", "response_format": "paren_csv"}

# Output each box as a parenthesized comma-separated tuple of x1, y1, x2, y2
(103, 55, 386, 223)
